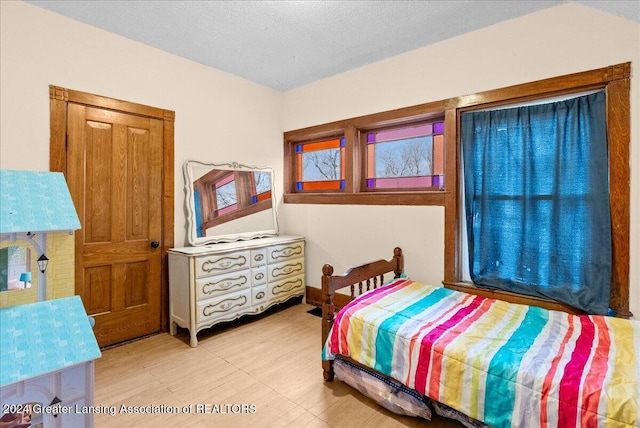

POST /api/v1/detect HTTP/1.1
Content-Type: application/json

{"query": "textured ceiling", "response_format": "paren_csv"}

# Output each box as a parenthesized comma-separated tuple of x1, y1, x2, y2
(25, 1, 640, 91)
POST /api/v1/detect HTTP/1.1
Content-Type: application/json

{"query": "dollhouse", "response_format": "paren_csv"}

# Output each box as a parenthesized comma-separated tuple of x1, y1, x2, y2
(0, 170, 101, 428)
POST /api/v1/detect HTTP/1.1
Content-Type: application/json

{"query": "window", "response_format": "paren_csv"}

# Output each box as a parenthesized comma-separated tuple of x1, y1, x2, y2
(0, 246, 32, 292)
(295, 137, 345, 192)
(284, 63, 630, 317)
(445, 62, 631, 318)
(284, 102, 449, 206)
(460, 91, 610, 314)
(365, 121, 444, 190)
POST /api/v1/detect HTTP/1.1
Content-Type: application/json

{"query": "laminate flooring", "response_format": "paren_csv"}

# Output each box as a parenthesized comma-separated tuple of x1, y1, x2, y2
(94, 301, 463, 427)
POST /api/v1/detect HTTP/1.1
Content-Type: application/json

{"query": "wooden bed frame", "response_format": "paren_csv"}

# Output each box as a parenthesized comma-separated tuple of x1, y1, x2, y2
(320, 246, 591, 381)
(321, 247, 404, 381)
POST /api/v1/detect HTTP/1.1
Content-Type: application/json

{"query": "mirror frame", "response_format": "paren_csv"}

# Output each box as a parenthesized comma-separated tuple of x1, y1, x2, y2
(183, 160, 279, 246)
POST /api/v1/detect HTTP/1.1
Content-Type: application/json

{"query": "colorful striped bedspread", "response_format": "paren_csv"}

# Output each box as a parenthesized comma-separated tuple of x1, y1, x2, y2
(323, 279, 640, 428)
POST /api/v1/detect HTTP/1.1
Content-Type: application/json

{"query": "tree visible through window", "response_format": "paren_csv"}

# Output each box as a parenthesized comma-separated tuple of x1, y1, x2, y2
(290, 120, 445, 194)
(296, 138, 345, 191)
(366, 121, 444, 190)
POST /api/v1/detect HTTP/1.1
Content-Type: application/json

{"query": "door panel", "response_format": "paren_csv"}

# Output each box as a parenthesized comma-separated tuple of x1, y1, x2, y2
(125, 261, 150, 308)
(83, 265, 111, 314)
(67, 103, 163, 347)
(84, 120, 112, 243)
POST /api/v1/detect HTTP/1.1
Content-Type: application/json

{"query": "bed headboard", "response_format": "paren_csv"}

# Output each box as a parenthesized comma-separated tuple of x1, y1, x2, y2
(320, 248, 403, 345)
(320, 247, 403, 381)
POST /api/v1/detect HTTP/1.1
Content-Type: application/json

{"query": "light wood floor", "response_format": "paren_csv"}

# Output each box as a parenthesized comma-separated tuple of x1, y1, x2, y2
(94, 301, 463, 427)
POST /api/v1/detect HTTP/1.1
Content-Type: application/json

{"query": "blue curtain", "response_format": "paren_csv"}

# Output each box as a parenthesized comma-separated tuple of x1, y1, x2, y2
(461, 91, 611, 314)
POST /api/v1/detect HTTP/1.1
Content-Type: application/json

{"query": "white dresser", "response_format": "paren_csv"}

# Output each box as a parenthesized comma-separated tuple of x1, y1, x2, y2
(168, 235, 305, 347)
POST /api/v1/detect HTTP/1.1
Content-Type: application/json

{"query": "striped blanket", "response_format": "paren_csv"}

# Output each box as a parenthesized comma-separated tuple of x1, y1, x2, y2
(323, 279, 640, 428)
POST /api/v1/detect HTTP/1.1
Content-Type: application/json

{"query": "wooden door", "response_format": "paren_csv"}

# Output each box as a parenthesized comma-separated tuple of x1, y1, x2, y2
(49, 87, 174, 348)
(67, 104, 162, 346)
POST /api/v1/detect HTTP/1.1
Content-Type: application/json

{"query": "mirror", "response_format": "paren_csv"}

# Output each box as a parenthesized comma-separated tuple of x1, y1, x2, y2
(184, 161, 279, 246)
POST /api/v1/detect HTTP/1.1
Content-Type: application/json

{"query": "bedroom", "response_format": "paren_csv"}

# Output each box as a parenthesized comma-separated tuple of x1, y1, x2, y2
(1, 1, 638, 427)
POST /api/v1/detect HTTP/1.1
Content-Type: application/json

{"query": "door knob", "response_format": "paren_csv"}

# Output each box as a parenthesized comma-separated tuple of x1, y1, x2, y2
(151, 241, 160, 248)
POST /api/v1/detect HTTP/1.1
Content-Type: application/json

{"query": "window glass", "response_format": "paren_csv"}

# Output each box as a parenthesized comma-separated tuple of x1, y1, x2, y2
(1, 246, 32, 292)
(295, 138, 345, 191)
(366, 121, 444, 190)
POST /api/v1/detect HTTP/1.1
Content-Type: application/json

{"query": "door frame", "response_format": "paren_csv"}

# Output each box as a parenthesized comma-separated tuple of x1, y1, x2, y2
(49, 85, 175, 332)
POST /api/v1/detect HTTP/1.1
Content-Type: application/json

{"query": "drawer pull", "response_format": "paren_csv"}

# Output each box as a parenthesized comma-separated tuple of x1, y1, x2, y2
(203, 295, 247, 316)
(254, 254, 264, 261)
(255, 291, 265, 300)
(254, 272, 265, 281)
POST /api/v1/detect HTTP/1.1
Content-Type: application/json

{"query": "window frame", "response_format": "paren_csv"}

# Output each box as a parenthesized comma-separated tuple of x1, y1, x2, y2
(457, 90, 611, 314)
(1, 245, 32, 291)
(293, 137, 346, 193)
(444, 63, 631, 318)
(360, 119, 445, 193)
(284, 100, 453, 206)
(283, 62, 631, 318)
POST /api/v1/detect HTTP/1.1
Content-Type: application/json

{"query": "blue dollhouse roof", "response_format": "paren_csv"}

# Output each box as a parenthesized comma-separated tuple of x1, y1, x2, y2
(0, 296, 101, 386)
(0, 169, 81, 234)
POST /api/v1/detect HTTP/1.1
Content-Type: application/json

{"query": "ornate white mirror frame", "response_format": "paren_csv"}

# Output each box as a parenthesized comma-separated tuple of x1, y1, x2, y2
(183, 160, 279, 246)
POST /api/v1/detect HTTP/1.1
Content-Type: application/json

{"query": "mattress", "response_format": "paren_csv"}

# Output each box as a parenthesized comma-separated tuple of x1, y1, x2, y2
(323, 278, 640, 428)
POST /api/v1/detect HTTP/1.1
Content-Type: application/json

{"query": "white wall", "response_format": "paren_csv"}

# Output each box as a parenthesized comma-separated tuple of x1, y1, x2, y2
(281, 3, 640, 317)
(2, 2, 638, 317)
(0, 1, 283, 248)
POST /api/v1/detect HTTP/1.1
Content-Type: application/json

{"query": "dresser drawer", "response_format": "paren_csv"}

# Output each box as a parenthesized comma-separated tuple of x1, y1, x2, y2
(251, 266, 267, 286)
(196, 289, 251, 325)
(267, 241, 304, 263)
(251, 248, 267, 267)
(195, 269, 251, 300)
(269, 274, 304, 301)
(268, 257, 304, 282)
(195, 250, 250, 278)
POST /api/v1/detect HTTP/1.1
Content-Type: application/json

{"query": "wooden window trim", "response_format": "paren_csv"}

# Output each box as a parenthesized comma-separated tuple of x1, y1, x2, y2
(284, 100, 453, 206)
(286, 62, 631, 317)
(443, 62, 631, 318)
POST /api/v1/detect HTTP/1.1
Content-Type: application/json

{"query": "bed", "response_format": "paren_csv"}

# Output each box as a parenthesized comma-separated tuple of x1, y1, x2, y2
(321, 247, 640, 427)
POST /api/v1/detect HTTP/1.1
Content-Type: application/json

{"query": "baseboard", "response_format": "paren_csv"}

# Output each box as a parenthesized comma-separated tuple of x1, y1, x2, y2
(306, 286, 323, 307)
(306, 286, 352, 309)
